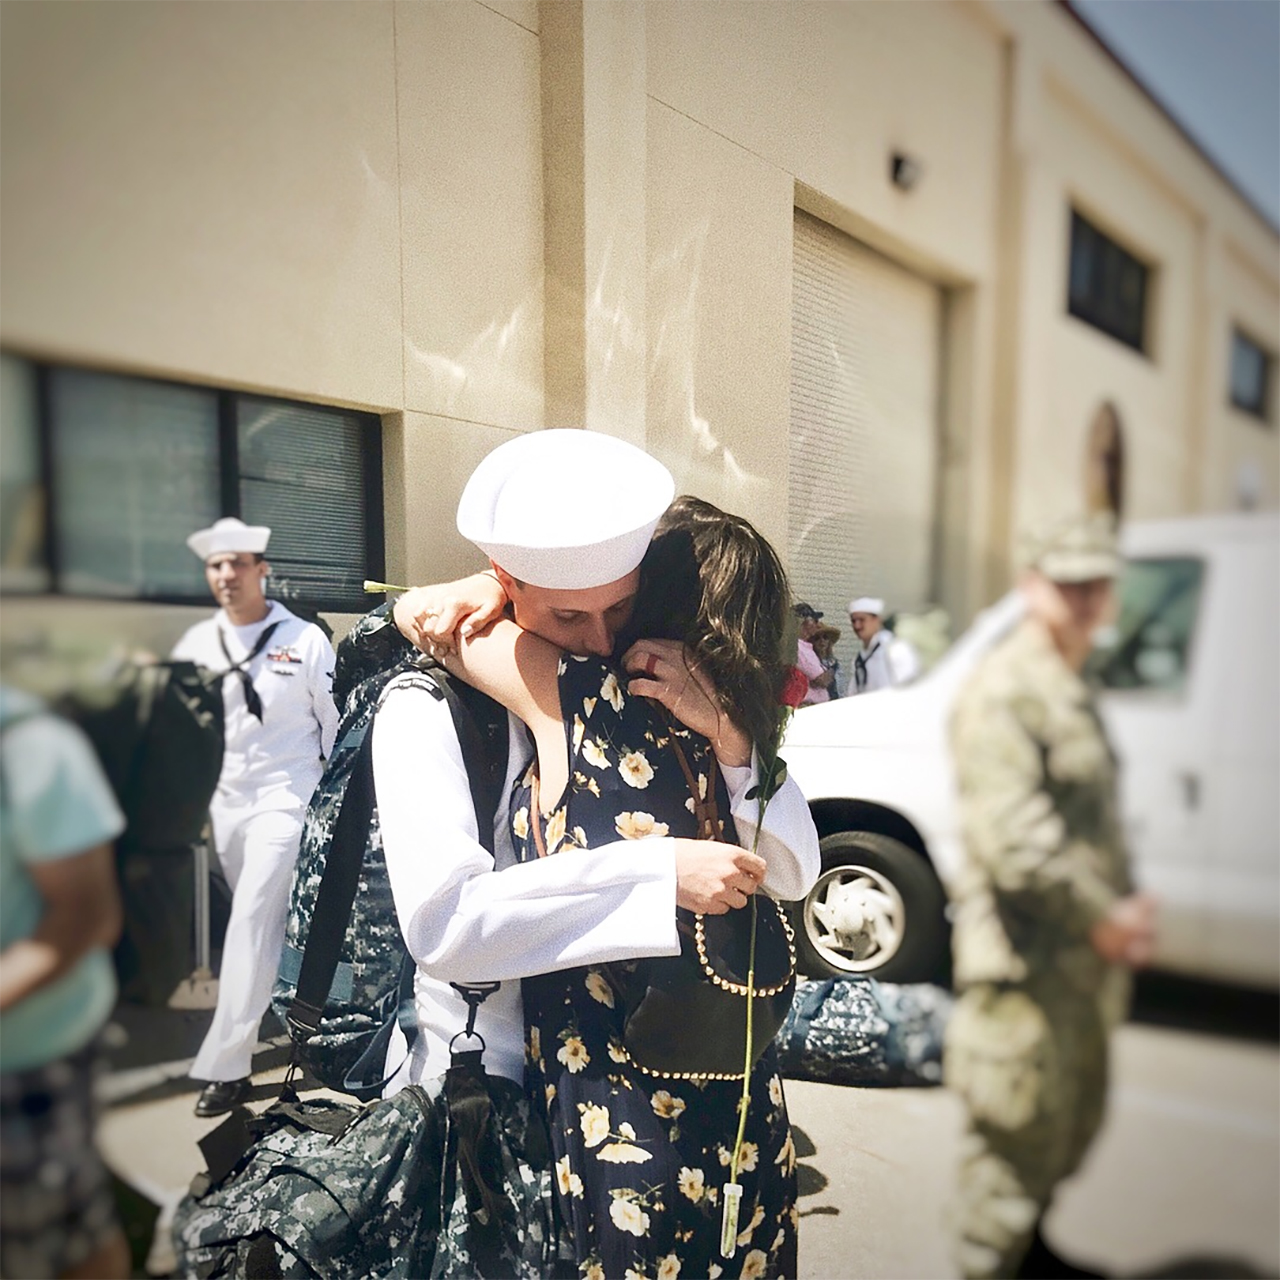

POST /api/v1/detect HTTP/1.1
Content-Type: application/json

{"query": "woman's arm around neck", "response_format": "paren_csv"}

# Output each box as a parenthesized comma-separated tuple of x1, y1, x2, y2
(437, 619, 571, 812)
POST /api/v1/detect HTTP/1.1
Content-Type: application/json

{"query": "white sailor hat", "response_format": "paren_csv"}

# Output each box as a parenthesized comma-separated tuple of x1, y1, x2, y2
(848, 596, 885, 616)
(457, 429, 675, 590)
(186, 517, 272, 561)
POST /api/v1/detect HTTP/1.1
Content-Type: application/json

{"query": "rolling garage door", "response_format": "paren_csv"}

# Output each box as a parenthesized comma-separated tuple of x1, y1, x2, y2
(788, 210, 942, 688)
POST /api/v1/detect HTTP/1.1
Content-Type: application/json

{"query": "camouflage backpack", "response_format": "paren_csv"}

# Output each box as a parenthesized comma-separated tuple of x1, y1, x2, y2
(271, 608, 508, 1099)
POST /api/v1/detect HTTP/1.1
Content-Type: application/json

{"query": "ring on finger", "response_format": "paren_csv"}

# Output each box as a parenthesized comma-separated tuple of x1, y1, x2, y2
(644, 652, 659, 678)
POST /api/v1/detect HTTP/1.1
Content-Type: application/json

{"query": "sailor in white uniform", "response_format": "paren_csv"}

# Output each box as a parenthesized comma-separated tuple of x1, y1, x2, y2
(372, 430, 821, 1096)
(848, 595, 922, 693)
(172, 518, 339, 1116)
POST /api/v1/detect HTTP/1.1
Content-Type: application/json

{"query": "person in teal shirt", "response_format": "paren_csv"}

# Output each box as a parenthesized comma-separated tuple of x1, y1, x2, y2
(1, 686, 131, 1279)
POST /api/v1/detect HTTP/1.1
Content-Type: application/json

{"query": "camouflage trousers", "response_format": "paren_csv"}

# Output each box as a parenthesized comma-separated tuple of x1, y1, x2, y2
(943, 982, 1110, 1280)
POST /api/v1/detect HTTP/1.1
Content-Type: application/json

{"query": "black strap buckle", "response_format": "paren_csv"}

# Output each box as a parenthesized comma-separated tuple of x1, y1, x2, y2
(448, 980, 500, 1045)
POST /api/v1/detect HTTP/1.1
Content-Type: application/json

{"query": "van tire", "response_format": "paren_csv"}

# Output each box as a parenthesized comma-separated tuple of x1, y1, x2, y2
(790, 831, 949, 983)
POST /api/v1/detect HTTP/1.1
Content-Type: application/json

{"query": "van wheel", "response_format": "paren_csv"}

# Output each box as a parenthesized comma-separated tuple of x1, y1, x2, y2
(791, 831, 949, 983)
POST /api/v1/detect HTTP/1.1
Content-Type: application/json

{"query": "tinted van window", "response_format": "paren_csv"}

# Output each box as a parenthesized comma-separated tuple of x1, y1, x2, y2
(1089, 557, 1204, 693)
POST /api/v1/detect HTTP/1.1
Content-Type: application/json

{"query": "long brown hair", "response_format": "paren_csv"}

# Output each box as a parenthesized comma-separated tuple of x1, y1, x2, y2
(622, 495, 791, 757)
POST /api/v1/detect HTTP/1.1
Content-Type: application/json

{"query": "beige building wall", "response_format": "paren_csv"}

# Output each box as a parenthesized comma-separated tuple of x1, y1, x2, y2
(1203, 244, 1280, 512)
(993, 0, 1279, 563)
(1021, 81, 1203, 529)
(1, 0, 1275, 648)
(643, 0, 1006, 620)
(1, 1, 404, 410)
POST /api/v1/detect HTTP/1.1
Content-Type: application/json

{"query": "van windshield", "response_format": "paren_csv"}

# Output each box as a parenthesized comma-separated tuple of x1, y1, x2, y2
(1088, 557, 1204, 694)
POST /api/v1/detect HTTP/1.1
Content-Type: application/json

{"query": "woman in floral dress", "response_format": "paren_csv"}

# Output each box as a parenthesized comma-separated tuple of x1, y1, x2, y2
(431, 498, 814, 1279)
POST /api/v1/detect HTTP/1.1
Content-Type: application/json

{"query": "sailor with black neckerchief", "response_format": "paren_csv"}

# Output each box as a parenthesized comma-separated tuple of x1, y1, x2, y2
(848, 595, 922, 693)
(172, 517, 339, 1117)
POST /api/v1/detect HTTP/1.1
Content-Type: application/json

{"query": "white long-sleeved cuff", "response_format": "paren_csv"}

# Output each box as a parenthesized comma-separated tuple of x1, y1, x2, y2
(722, 748, 821, 902)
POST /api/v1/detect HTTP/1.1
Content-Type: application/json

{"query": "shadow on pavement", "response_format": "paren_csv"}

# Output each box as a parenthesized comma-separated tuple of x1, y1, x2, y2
(790, 1124, 833, 1205)
(1125, 1257, 1279, 1279)
(1131, 973, 1279, 1045)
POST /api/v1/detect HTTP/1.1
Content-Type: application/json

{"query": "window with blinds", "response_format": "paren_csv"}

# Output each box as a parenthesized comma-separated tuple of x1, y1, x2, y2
(237, 397, 379, 608)
(49, 368, 222, 598)
(0, 354, 50, 593)
(1, 357, 383, 610)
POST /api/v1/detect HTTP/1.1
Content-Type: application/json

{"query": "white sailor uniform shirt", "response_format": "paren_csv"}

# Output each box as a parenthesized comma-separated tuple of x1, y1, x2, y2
(172, 600, 340, 815)
(852, 628, 921, 694)
(372, 673, 821, 1088)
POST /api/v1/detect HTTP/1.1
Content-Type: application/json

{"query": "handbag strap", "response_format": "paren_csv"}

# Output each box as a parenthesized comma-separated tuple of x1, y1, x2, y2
(528, 768, 550, 858)
(665, 728, 723, 843)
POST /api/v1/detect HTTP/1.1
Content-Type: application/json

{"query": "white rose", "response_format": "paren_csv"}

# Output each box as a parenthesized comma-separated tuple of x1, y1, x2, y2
(557, 1036, 589, 1073)
(585, 970, 615, 1007)
(601, 672, 625, 712)
(651, 1090, 686, 1120)
(619, 751, 655, 789)
(579, 1103, 611, 1148)
(609, 1196, 650, 1237)
(615, 811, 669, 840)
(677, 1167, 705, 1203)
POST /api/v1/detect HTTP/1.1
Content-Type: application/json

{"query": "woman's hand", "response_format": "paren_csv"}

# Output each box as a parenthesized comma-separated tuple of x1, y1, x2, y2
(622, 639, 752, 767)
(393, 572, 508, 656)
(672, 839, 766, 914)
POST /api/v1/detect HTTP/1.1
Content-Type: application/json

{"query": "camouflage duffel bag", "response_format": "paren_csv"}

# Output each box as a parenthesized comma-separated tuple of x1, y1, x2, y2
(774, 978, 954, 1088)
(172, 1073, 567, 1279)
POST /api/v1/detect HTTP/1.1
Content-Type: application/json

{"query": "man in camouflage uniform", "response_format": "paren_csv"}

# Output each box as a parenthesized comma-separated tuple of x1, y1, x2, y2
(944, 513, 1157, 1279)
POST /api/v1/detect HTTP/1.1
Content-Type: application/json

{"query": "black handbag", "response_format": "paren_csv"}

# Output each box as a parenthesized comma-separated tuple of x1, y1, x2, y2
(616, 736, 797, 1080)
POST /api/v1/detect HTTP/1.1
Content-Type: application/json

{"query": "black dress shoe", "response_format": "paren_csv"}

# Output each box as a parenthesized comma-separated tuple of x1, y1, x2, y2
(194, 1077, 252, 1118)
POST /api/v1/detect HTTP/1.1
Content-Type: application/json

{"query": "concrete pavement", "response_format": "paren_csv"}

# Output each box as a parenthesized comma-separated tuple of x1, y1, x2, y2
(786, 1022, 1280, 1279)
(98, 1003, 1279, 1279)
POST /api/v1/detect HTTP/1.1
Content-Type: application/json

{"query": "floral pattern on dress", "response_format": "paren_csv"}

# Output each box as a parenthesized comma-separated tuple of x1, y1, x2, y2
(514, 654, 798, 1279)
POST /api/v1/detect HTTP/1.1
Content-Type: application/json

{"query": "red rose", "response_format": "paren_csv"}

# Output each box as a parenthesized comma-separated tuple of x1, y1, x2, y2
(779, 666, 809, 708)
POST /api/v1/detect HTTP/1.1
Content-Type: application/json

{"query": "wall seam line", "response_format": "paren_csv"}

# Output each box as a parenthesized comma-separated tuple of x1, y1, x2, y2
(474, 1, 538, 37)
(392, 1, 408, 413)
(645, 93, 793, 177)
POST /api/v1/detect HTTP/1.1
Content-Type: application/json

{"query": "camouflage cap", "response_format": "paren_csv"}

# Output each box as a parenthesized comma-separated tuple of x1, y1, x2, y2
(1021, 511, 1121, 582)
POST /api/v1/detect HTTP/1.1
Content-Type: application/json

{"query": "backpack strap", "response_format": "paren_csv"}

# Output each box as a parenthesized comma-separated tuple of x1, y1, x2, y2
(287, 663, 508, 1086)
(285, 721, 377, 1044)
(427, 668, 507, 860)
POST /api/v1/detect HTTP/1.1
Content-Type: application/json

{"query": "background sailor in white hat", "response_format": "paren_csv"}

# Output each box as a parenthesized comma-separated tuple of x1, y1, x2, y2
(171, 517, 339, 1116)
(362, 430, 819, 1107)
(847, 594, 922, 693)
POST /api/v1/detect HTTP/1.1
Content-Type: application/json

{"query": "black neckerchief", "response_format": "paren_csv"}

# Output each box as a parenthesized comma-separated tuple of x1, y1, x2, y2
(853, 634, 884, 692)
(217, 617, 282, 722)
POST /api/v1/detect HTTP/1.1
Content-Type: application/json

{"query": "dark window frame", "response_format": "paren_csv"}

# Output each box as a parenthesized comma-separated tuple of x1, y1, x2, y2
(5, 357, 384, 610)
(1066, 208, 1152, 355)
(1228, 327, 1275, 424)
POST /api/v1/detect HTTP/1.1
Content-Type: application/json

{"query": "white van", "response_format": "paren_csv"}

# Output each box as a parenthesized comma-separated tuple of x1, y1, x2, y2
(781, 512, 1280, 991)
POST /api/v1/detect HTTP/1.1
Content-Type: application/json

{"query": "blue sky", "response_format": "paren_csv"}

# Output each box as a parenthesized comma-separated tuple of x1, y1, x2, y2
(1072, 0, 1280, 228)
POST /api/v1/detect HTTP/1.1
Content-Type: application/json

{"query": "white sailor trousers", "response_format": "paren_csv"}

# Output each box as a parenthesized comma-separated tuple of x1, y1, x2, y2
(191, 802, 304, 1082)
